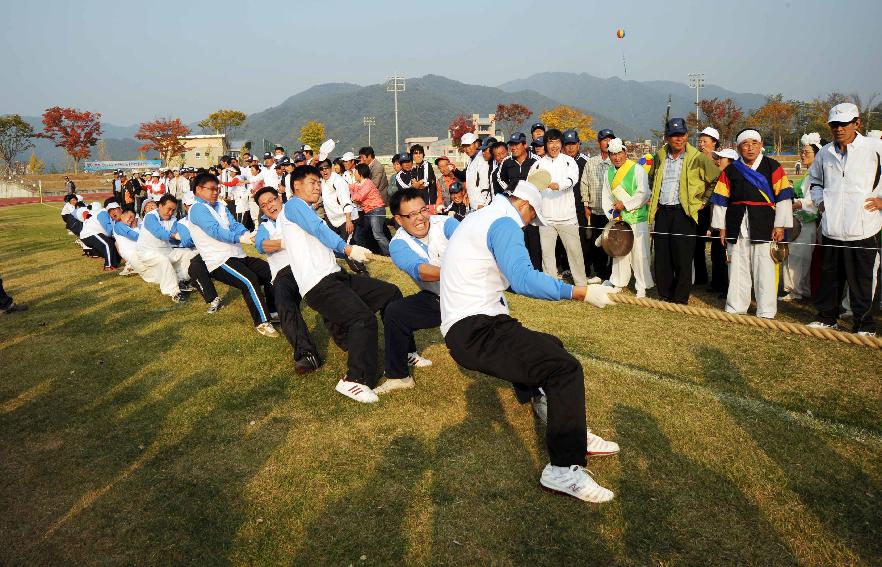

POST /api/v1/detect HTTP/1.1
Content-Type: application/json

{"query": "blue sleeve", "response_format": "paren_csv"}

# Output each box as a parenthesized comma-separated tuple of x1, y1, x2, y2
(189, 202, 247, 244)
(98, 211, 114, 235)
(113, 222, 139, 242)
(254, 223, 270, 254)
(177, 224, 194, 248)
(443, 217, 459, 239)
(283, 198, 347, 254)
(144, 214, 174, 241)
(224, 206, 248, 235)
(486, 217, 573, 300)
(390, 239, 427, 282)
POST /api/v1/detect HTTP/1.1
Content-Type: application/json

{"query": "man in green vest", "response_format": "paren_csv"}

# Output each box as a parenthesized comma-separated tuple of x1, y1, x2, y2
(647, 118, 720, 304)
(601, 138, 654, 298)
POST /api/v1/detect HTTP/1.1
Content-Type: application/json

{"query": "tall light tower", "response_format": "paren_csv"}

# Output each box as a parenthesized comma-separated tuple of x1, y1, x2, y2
(386, 75, 406, 153)
(688, 72, 705, 122)
(363, 116, 376, 146)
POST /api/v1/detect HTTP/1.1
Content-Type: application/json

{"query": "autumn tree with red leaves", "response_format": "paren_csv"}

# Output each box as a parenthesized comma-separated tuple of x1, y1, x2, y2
(686, 97, 745, 145)
(135, 118, 191, 165)
(40, 107, 103, 172)
(448, 114, 476, 145)
(495, 103, 532, 137)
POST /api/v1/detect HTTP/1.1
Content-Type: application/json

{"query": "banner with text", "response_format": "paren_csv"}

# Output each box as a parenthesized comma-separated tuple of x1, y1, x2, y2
(84, 160, 162, 172)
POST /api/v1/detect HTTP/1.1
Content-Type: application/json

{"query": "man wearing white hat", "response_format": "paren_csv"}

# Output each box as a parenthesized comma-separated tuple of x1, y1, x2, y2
(440, 179, 621, 504)
(146, 172, 166, 202)
(806, 103, 882, 335)
(601, 138, 654, 297)
(696, 127, 722, 287)
(80, 201, 123, 270)
(711, 128, 793, 319)
(457, 132, 491, 210)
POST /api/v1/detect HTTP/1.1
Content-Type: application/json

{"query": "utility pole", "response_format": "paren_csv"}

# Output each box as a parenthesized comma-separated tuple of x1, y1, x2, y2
(386, 75, 406, 153)
(688, 72, 705, 122)
(363, 116, 376, 147)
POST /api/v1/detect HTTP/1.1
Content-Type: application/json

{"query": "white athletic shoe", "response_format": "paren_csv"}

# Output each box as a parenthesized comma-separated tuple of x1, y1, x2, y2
(206, 297, 223, 314)
(586, 430, 620, 456)
(780, 293, 802, 302)
(587, 276, 602, 285)
(407, 352, 433, 367)
(373, 376, 415, 394)
(635, 290, 647, 299)
(335, 379, 379, 403)
(118, 265, 135, 277)
(256, 322, 280, 338)
(539, 464, 614, 503)
(532, 394, 548, 425)
(807, 321, 839, 330)
(857, 331, 877, 337)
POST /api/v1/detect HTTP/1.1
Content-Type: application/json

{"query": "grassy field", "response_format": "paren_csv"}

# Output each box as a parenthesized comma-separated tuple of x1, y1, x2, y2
(1, 204, 881, 566)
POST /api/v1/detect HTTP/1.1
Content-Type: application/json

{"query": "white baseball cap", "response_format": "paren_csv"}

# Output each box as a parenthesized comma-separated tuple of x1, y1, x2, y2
(712, 148, 738, 160)
(340, 151, 356, 162)
(182, 192, 196, 206)
(105, 202, 121, 211)
(699, 127, 720, 141)
(607, 138, 625, 154)
(828, 103, 859, 123)
(460, 132, 478, 146)
(511, 180, 547, 227)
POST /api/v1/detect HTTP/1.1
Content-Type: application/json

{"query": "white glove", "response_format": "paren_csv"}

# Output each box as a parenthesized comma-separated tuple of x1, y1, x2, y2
(594, 235, 602, 247)
(447, 210, 456, 217)
(239, 232, 254, 245)
(348, 245, 373, 263)
(584, 284, 618, 308)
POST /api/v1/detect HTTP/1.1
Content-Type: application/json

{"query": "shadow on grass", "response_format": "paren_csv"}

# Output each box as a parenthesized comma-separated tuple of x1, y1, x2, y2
(695, 345, 882, 563)
(291, 434, 430, 565)
(614, 404, 795, 565)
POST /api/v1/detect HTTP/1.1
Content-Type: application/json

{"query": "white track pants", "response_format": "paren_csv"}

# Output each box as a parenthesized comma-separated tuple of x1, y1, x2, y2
(783, 220, 815, 298)
(539, 223, 587, 286)
(610, 221, 654, 293)
(726, 238, 778, 319)
(137, 248, 197, 297)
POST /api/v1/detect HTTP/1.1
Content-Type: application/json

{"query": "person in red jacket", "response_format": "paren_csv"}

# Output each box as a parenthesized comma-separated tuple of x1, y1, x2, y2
(350, 163, 390, 255)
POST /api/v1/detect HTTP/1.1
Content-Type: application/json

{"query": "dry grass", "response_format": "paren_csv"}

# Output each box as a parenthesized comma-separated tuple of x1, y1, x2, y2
(1, 204, 880, 565)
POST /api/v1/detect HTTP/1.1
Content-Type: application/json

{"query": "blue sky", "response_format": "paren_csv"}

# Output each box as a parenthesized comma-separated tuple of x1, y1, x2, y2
(4, 0, 880, 125)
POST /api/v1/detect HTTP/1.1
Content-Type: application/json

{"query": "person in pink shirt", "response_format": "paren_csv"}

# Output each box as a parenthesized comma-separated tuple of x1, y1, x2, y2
(350, 163, 390, 255)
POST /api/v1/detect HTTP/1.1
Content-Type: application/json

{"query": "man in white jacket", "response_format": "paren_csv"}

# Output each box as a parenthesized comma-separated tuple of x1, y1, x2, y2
(457, 132, 491, 210)
(807, 103, 882, 335)
(318, 159, 357, 238)
(136, 194, 197, 303)
(530, 128, 588, 286)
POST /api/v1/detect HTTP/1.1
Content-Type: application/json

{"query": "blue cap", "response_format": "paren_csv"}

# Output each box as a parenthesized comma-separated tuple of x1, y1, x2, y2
(278, 156, 292, 166)
(530, 122, 546, 132)
(293, 152, 306, 162)
(597, 128, 615, 140)
(531, 136, 545, 147)
(508, 132, 527, 144)
(448, 181, 463, 194)
(665, 118, 688, 136)
(398, 152, 413, 163)
(480, 137, 498, 150)
(562, 129, 580, 144)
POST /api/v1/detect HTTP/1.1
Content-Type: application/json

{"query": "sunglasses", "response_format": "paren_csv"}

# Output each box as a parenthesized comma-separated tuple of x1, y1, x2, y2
(829, 121, 855, 129)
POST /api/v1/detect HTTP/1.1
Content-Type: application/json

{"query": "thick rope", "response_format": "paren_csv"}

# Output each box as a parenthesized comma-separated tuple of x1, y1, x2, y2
(609, 294, 882, 349)
(365, 255, 882, 349)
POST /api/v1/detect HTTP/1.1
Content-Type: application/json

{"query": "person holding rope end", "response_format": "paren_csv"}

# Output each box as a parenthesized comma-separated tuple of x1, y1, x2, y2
(806, 103, 882, 336)
(441, 181, 620, 504)
(710, 129, 793, 319)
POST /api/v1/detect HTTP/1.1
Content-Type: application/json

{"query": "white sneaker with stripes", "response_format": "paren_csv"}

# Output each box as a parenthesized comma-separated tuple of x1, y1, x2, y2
(539, 464, 614, 503)
(335, 379, 379, 403)
(586, 430, 620, 456)
(407, 352, 432, 367)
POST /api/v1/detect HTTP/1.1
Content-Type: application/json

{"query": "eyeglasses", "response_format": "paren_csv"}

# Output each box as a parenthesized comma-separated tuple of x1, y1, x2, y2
(829, 121, 854, 129)
(199, 185, 220, 192)
(319, 165, 331, 170)
(399, 206, 429, 220)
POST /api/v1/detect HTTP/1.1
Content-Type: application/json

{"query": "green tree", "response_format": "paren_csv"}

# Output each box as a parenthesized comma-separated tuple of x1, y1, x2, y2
(199, 109, 247, 139)
(0, 114, 36, 171)
(299, 121, 326, 153)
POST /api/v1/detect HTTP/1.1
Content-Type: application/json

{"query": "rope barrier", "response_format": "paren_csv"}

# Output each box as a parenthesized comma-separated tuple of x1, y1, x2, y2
(368, 255, 882, 349)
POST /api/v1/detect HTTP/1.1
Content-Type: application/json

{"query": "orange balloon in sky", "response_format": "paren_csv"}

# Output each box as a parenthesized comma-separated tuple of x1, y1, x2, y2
(616, 29, 625, 39)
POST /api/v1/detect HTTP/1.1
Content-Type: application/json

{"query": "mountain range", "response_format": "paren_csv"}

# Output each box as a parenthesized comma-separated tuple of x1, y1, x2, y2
(16, 72, 770, 169)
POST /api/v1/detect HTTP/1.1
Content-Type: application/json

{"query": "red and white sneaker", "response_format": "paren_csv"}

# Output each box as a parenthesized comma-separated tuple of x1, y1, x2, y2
(587, 430, 620, 457)
(539, 464, 614, 503)
(335, 378, 379, 404)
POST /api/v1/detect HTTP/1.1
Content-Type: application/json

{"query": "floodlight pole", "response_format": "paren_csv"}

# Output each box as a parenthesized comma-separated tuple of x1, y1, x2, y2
(386, 75, 406, 153)
(688, 72, 705, 122)
(363, 116, 376, 147)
